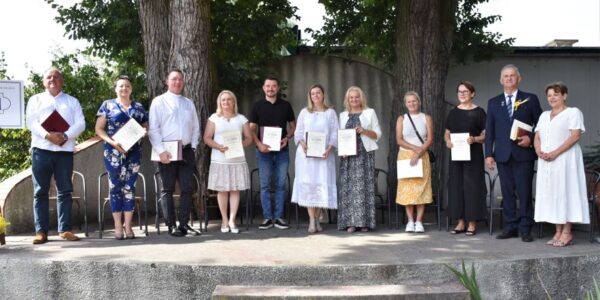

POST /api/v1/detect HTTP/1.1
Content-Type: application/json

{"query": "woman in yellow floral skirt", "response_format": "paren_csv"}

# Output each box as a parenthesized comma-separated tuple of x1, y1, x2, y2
(396, 91, 433, 233)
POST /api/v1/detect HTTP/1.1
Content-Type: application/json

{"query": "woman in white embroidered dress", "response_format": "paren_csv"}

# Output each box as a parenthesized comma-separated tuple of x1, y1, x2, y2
(292, 84, 339, 233)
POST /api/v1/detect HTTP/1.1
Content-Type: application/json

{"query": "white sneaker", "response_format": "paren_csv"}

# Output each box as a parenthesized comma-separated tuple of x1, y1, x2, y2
(405, 221, 415, 232)
(415, 222, 425, 233)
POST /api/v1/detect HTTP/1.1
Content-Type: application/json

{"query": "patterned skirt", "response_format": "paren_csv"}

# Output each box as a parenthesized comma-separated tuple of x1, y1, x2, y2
(396, 149, 433, 205)
(207, 162, 250, 192)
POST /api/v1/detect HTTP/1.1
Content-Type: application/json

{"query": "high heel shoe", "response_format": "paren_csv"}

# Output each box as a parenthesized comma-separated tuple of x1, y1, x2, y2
(316, 221, 323, 232)
(115, 233, 124, 240)
(125, 232, 135, 239)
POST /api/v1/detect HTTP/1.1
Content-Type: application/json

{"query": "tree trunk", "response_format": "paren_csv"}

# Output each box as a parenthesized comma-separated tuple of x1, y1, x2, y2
(138, 0, 171, 100)
(389, 0, 457, 207)
(138, 0, 213, 221)
(168, 0, 213, 206)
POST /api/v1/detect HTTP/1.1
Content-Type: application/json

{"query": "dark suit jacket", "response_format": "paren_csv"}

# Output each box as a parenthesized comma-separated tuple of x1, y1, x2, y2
(484, 90, 542, 163)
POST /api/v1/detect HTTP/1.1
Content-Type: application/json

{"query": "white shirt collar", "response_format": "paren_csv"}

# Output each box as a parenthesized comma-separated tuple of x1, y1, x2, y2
(504, 90, 519, 100)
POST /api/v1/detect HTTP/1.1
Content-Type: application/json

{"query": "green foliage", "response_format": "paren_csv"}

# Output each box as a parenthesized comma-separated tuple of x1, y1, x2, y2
(46, 0, 299, 99)
(45, 0, 147, 102)
(0, 52, 7, 80)
(0, 129, 31, 181)
(585, 278, 600, 300)
(308, 0, 396, 69)
(453, 0, 514, 64)
(46, 0, 144, 72)
(212, 0, 299, 93)
(312, 0, 514, 69)
(445, 260, 482, 300)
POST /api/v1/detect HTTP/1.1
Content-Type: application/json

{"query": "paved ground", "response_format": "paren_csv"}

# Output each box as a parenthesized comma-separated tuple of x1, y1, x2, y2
(1, 220, 598, 266)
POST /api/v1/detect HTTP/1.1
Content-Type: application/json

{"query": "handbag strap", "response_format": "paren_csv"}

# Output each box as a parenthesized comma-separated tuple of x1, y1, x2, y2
(406, 113, 425, 145)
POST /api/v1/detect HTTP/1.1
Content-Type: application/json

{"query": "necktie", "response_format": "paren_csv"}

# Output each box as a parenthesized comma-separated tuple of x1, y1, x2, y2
(506, 95, 513, 118)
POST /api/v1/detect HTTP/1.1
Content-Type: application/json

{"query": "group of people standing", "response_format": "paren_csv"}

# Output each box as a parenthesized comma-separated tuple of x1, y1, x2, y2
(26, 64, 590, 248)
(445, 64, 589, 247)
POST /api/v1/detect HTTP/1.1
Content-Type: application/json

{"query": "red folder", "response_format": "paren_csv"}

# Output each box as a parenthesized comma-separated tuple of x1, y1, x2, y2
(41, 110, 70, 133)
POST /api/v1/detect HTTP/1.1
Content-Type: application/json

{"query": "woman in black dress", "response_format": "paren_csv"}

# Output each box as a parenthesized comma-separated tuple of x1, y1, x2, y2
(444, 81, 487, 236)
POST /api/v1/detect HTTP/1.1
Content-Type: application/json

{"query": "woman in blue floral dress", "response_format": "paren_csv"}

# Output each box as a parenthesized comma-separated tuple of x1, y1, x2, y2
(95, 75, 149, 239)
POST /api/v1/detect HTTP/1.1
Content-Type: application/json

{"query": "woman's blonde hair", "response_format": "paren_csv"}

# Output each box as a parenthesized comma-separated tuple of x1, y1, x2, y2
(403, 91, 421, 108)
(215, 90, 238, 116)
(307, 84, 331, 112)
(343, 86, 369, 111)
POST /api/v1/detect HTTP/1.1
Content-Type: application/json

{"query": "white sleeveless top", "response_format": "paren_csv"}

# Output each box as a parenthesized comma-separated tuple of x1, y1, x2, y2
(402, 112, 427, 147)
(208, 113, 248, 164)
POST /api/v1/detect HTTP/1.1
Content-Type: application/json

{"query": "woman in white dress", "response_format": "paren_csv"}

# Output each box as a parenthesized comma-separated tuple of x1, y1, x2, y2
(203, 90, 253, 234)
(292, 84, 339, 233)
(534, 82, 589, 247)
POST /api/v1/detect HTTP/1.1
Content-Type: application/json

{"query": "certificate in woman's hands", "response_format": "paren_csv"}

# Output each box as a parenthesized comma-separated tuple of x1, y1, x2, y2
(260, 126, 282, 151)
(111, 118, 145, 152)
(397, 159, 423, 179)
(450, 133, 470, 161)
(337, 129, 357, 156)
(221, 130, 244, 159)
(306, 132, 326, 158)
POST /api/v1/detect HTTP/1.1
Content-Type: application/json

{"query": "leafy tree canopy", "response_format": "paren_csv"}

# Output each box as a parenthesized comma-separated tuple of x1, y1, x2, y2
(311, 0, 515, 70)
(46, 0, 299, 98)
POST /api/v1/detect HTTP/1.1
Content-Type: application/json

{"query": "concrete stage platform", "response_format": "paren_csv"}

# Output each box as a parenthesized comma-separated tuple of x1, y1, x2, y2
(1, 222, 599, 299)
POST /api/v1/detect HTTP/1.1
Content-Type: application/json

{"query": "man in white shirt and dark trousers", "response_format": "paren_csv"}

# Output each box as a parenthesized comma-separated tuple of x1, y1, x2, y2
(26, 67, 86, 244)
(149, 69, 201, 237)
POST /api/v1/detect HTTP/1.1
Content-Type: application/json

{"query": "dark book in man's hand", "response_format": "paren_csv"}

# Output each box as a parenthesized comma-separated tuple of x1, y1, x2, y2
(41, 110, 70, 133)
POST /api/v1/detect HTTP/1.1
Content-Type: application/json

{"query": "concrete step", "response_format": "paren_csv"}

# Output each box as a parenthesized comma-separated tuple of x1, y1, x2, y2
(211, 284, 469, 300)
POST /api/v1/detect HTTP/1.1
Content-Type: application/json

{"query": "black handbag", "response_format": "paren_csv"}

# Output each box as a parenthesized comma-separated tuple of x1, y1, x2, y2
(406, 113, 436, 163)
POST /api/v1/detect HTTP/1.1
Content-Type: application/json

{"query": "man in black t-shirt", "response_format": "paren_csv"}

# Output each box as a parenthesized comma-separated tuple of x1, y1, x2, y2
(249, 77, 296, 229)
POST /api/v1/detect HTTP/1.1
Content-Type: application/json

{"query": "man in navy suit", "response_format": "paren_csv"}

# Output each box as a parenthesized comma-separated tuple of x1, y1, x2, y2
(485, 64, 542, 242)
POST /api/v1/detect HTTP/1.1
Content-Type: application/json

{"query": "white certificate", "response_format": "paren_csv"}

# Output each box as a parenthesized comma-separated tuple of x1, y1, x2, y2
(111, 118, 145, 152)
(222, 130, 244, 159)
(261, 126, 282, 151)
(151, 141, 182, 161)
(450, 133, 471, 161)
(397, 159, 423, 179)
(306, 132, 327, 158)
(510, 119, 533, 141)
(337, 129, 357, 156)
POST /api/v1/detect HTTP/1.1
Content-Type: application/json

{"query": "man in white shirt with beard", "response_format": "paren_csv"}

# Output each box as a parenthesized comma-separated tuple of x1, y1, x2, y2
(149, 69, 201, 237)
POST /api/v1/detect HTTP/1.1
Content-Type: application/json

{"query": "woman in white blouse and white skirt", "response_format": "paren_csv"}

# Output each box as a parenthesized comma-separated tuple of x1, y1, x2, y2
(203, 90, 253, 233)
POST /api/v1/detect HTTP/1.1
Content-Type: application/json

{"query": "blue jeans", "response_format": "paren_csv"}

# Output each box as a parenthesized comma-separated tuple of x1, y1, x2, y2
(31, 148, 74, 233)
(256, 149, 289, 220)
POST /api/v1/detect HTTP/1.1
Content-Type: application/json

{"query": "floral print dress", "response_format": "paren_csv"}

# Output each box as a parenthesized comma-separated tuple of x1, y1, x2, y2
(337, 113, 376, 230)
(97, 99, 148, 213)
